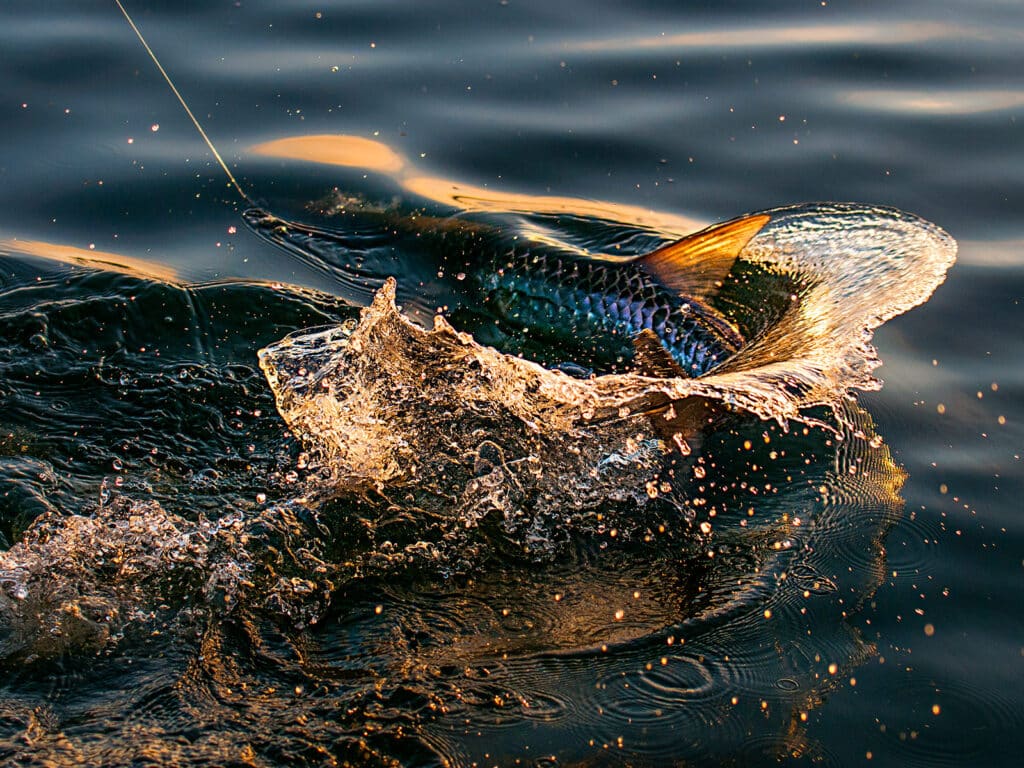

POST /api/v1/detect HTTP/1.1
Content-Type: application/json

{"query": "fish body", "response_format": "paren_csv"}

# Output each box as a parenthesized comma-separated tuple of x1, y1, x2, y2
(242, 207, 769, 377)
(457, 212, 768, 376)
(476, 248, 742, 377)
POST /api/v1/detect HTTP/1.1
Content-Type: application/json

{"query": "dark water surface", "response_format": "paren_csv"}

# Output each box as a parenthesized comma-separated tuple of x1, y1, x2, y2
(1, 1, 1022, 766)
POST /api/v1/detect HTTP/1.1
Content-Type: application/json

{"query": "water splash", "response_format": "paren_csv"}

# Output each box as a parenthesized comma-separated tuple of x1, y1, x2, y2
(0, 496, 332, 663)
(257, 203, 954, 526)
(259, 279, 683, 551)
(0, 196, 955, 765)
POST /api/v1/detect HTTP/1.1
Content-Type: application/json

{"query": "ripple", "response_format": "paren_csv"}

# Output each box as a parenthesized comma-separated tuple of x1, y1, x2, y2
(803, 502, 900, 597)
(447, 675, 574, 730)
(786, 562, 839, 595)
(870, 675, 1024, 768)
(731, 733, 844, 766)
(884, 510, 946, 582)
(595, 655, 720, 720)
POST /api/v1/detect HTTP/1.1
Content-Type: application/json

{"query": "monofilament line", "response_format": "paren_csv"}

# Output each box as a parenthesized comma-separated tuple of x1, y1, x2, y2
(114, 0, 253, 206)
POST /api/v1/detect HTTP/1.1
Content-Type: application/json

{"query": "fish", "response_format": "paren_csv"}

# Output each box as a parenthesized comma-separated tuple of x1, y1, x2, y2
(114, 0, 769, 380)
(465, 213, 769, 377)
(241, 207, 769, 378)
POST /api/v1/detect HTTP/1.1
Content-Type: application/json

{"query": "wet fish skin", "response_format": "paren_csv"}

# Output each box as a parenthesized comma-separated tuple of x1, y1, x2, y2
(242, 207, 768, 377)
(476, 248, 743, 377)
(463, 212, 770, 376)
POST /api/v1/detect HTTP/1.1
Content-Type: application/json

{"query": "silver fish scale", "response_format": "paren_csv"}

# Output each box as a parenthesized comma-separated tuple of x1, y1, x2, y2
(486, 250, 736, 376)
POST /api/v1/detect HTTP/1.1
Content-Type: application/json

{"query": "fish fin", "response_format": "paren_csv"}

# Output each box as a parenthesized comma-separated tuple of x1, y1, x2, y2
(631, 329, 689, 379)
(631, 393, 715, 457)
(658, 397, 715, 456)
(637, 213, 770, 300)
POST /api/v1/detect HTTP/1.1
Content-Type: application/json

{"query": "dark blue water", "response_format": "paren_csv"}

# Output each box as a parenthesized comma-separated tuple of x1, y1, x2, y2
(1, 1, 1022, 766)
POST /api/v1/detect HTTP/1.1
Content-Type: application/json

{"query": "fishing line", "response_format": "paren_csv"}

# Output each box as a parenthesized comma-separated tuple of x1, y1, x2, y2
(113, 0, 254, 206)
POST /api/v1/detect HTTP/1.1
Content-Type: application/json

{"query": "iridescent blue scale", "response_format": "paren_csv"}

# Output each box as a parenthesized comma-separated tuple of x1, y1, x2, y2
(480, 249, 739, 376)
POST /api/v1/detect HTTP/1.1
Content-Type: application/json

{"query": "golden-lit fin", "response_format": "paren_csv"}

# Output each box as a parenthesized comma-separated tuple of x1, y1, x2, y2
(631, 329, 689, 379)
(629, 391, 713, 457)
(637, 213, 770, 300)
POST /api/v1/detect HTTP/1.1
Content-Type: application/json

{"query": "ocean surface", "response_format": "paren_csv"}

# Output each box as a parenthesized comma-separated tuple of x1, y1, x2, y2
(0, 1, 1022, 766)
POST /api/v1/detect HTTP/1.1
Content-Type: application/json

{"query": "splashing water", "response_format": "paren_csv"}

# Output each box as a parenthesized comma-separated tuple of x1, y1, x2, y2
(0, 193, 954, 765)
(256, 203, 955, 522)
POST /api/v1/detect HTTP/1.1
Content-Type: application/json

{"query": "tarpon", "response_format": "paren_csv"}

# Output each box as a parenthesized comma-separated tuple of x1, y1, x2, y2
(242, 207, 769, 378)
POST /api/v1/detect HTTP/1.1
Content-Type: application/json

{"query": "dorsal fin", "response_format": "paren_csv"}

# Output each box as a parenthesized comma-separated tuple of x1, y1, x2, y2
(637, 213, 770, 300)
(631, 329, 689, 379)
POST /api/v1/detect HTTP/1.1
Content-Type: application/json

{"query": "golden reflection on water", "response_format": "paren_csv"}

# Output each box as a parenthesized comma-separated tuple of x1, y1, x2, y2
(558, 21, 977, 54)
(0, 238, 179, 283)
(251, 135, 406, 175)
(259, 279, 906, 762)
(250, 134, 706, 235)
(840, 88, 1024, 115)
(958, 239, 1024, 268)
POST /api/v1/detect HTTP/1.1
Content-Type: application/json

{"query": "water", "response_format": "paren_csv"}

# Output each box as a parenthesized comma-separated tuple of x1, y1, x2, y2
(1, 0, 1022, 765)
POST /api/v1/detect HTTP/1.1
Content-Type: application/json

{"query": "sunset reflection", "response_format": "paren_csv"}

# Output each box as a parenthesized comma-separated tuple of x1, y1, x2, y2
(840, 88, 1024, 115)
(0, 238, 178, 283)
(560, 21, 986, 54)
(250, 134, 705, 235)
